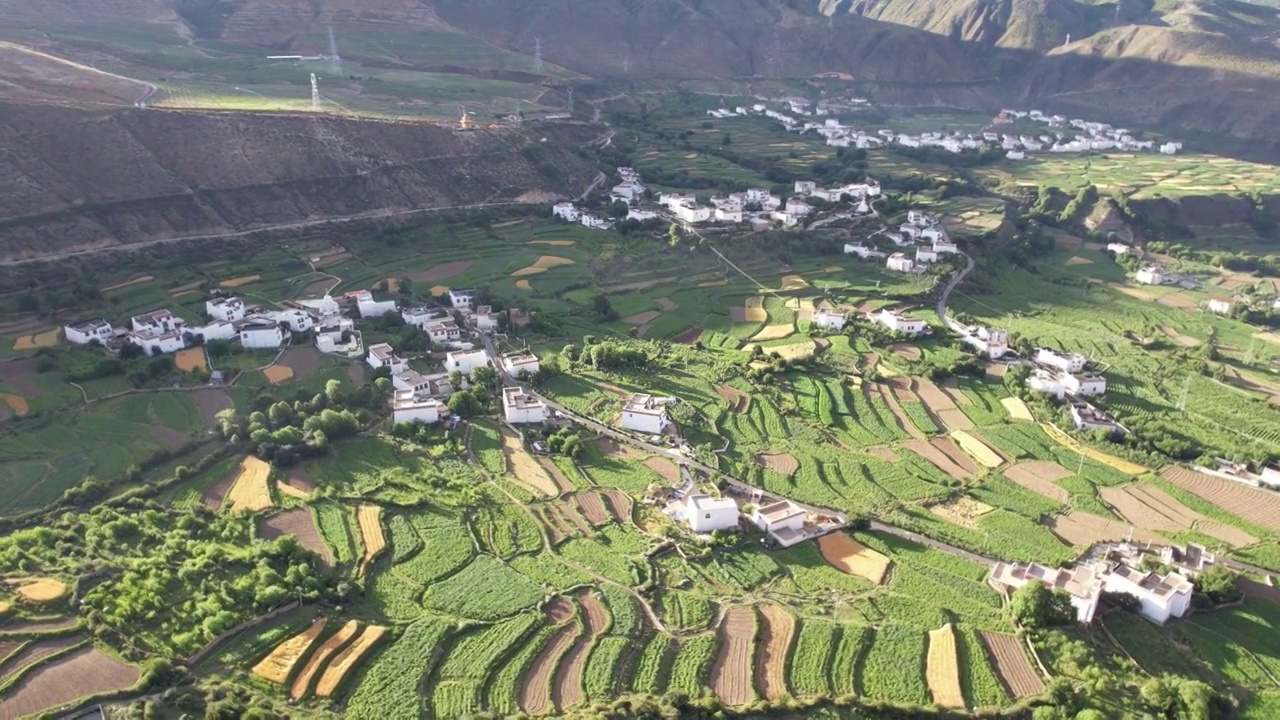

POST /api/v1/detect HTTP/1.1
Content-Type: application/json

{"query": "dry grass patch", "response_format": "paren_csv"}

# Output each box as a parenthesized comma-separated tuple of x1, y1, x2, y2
(502, 428, 559, 497)
(930, 497, 996, 529)
(175, 347, 207, 372)
(746, 340, 815, 360)
(253, 619, 328, 684)
(1065, 255, 1094, 266)
(12, 329, 59, 351)
(511, 255, 576, 277)
(316, 624, 387, 697)
(1157, 293, 1198, 309)
(744, 297, 767, 322)
(276, 481, 310, 500)
(0, 393, 29, 417)
(516, 279, 532, 290)
(226, 456, 274, 513)
(656, 297, 678, 311)
(220, 274, 261, 288)
(867, 446, 900, 462)
(927, 624, 964, 709)
(1041, 424, 1147, 475)
(817, 533, 890, 584)
(1001, 397, 1034, 421)
(751, 324, 795, 341)
(263, 365, 294, 384)
(291, 619, 359, 699)
(7, 578, 67, 603)
(528, 240, 576, 246)
(101, 275, 154, 291)
(356, 505, 386, 577)
(950, 430, 1003, 469)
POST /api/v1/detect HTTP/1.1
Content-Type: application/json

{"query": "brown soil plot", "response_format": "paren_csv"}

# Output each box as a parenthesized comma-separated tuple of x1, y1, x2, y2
(673, 327, 704, 345)
(532, 507, 567, 545)
(817, 533, 891, 584)
(557, 502, 594, 536)
(554, 592, 609, 710)
(603, 490, 632, 522)
(192, 388, 232, 425)
(175, 347, 207, 372)
(574, 492, 610, 525)
(1161, 327, 1200, 347)
(1048, 510, 1165, 548)
(1, 646, 139, 720)
(623, 310, 662, 325)
(711, 607, 758, 706)
(644, 456, 682, 483)
(916, 380, 974, 430)
(101, 275, 154, 291)
(980, 631, 1044, 699)
(1157, 293, 1197, 310)
(1101, 483, 1257, 547)
(932, 438, 982, 475)
(538, 457, 576, 493)
(408, 260, 475, 282)
(879, 387, 927, 441)
(891, 343, 922, 362)
(926, 624, 964, 709)
(346, 363, 366, 384)
(656, 297, 678, 311)
(316, 625, 387, 697)
(8, 578, 67, 603)
(263, 365, 294, 384)
(756, 453, 799, 475)
(151, 425, 187, 450)
(905, 440, 973, 481)
(755, 605, 795, 701)
(521, 611, 582, 713)
(260, 509, 332, 568)
(1162, 467, 1280, 532)
(291, 619, 359, 699)
(716, 385, 751, 414)
(201, 467, 237, 510)
(0, 635, 83, 686)
(279, 346, 322, 378)
(1004, 462, 1071, 503)
(867, 446, 901, 462)
(502, 428, 559, 497)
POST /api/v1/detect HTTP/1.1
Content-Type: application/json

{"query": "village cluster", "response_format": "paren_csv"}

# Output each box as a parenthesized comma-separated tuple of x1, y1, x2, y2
(714, 103, 1184, 158)
(553, 168, 881, 231)
(843, 208, 958, 273)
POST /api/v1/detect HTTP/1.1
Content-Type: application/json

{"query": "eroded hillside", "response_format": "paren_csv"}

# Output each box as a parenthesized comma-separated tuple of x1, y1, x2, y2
(0, 104, 599, 262)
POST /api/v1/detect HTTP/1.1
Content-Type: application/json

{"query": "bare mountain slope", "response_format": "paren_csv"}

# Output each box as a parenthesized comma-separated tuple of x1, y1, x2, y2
(0, 104, 598, 262)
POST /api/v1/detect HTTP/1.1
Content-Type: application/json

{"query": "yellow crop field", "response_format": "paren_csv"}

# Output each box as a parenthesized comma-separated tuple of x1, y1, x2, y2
(263, 366, 294, 384)
(356, 505, 386, 577)
(291, 619, 359, 699)
(926, 623, 964, 709)
(1041, 424, 1147, 475)
(817, 533, 891, 584)
(276, 481, 310, 500)
(12, 329, 59, 351)
(751, 324, 796, 342)
(510, 255, 576, 277)
(252, 618, 329, 685)
(315, 625, 388, 697)
(175, 347, 207, 372)
(226, 456, 274, 513)
(0, 393, 29, 417)
(1000, 397, 1034, 422)
(220, 274, 261, 288)
(8, 578, 67, 603)
(950, 430, 1004, 469)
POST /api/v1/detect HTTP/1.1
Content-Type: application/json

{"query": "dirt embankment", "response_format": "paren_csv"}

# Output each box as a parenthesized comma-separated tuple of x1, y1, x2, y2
(0, 103, 598, 263)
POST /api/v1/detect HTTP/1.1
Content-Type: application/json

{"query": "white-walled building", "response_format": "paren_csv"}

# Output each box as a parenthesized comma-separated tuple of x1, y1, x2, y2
(1027, 369, 1107, 399)
(206, 297, 246, 322)
(875, 309, 928, 336)
(844, 242, 885, 259)
(391, 391, 448, 426)
(628, 208, 659, 222)
(962, 326, 1009, 359)
(424, 319, 461, 344)
(501, 352, 540, 378)
(751, 500, 807, 548)
(1136, 266, 1166, 285)
(1208, 298, 1234, 315)
(449, 289, 477, 311)
(1070, 402, 1127, 436)
(445, 349, 490, 375)
(238, 321, 285, 350)
(715, 207, 744, 223)
(367, 343, 407, 375)
(886, 253, 915, 273)
(988, 562, 1103, 623)
(503, 386, 547, 424)
(194, 320, 236, 342)
(674, 204, 712, 224)
(1101, 564, 1193, 624)
(1107, 243, 1132, 255)
(352, 290, 396, 319)
(401, 305, 440, 328)
(916, 247, 940, 264)
(315, 317, 358, 355)
(812, 309, 847, 332)
(131, 309, 185, 335)
(296, 295, 341, 318)
(933, 239, 959, 255)
(64, 318, 113, 346)
(268, 309, 314, 334)
(553, 202, 580, 222)
(1036, 348, 1087, 374)
(620, 394, 670, 435)
(472, 306, 500, 332)
(129, 329, 186, 356)
(684, 494, 740, 534)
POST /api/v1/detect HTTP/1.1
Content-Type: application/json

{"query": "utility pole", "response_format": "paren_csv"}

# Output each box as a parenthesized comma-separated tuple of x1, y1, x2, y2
(310, 73, 319, 112)
(533, 37, 544, 73)
(567, 87, 574, 114)
(1176, 373, 1192, 411)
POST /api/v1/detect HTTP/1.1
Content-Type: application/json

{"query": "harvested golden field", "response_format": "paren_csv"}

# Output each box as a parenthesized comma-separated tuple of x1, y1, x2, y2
(8, 578, 67, 603)
(356, 506, 386, 577)
(263, 365, 294, 384)
(220, 274, 261, 288)
(291, 620, 359, 699)
(516, 279, 532, 290)
(253, 619, 329, 685)
(1000, 397, 1034, 421)
(12, 329, 58, 351)
(226, 456, 274, 513)
(926, 624, 964, 710)
(316, 625, 387, 697)
(751, 324, 796, 342)
(276, 481, 310, 500)
(528, 240, 575, 246)
(511, 255, 576, 277)
(779, 274, 809, 291)
(950, 430, 1003, 469)
(175, 347, 207, 372)
(1041, 424, 1147, 475)
(0, 393, 29, 417)
(817, 533, 890, 584)
(743, 297, 767, 323)
(502, 428, 559, 496)
(930, 497, 996, 529)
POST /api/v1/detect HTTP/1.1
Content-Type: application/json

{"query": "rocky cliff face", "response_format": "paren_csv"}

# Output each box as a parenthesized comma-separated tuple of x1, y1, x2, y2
(0, 103, 598, 262)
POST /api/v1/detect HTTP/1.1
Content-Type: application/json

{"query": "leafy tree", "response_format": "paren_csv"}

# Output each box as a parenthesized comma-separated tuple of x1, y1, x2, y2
(447, 390, 483, 418)
(1011, 582, 1076, 628)
(1194, 565, 1240, 604)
